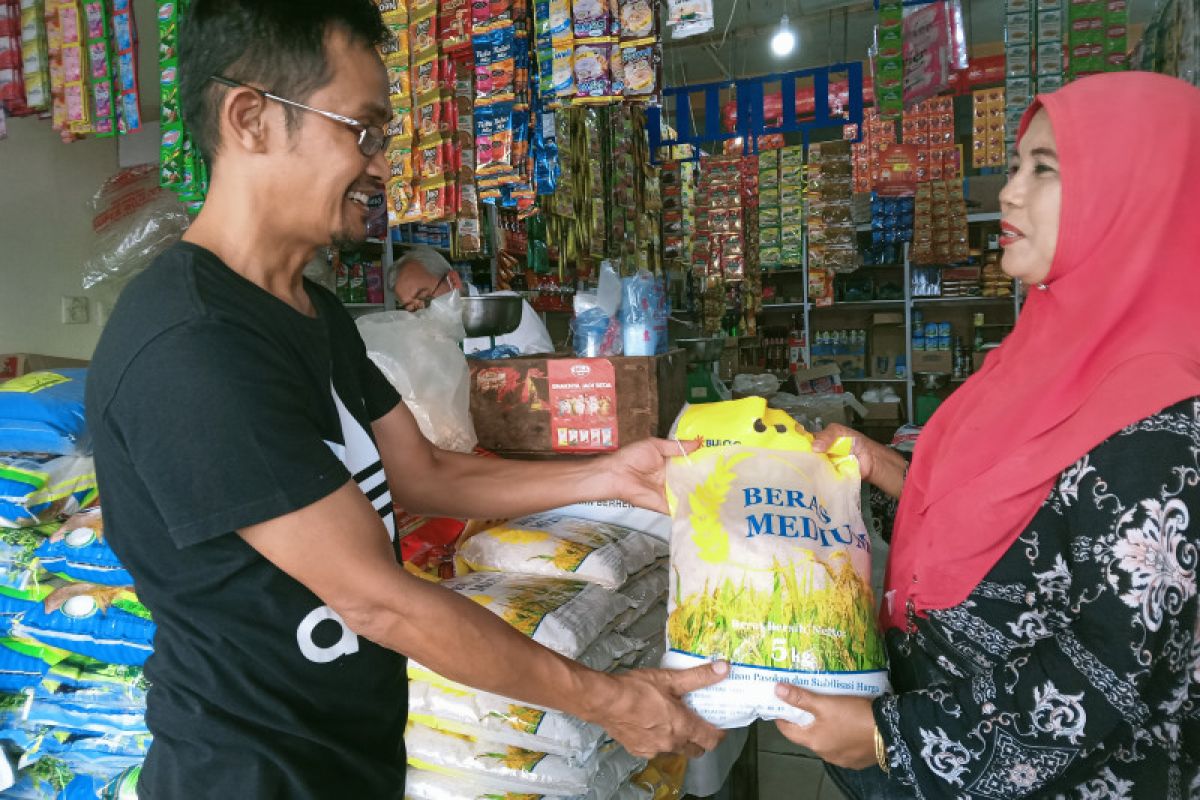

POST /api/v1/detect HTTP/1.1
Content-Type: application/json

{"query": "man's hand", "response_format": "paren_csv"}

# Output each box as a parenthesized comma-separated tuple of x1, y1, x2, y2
(812, 423, 907, 499)
(773, 684, 878, 770)
(584, 662, 728, 758)
(599, 437, 700, 514)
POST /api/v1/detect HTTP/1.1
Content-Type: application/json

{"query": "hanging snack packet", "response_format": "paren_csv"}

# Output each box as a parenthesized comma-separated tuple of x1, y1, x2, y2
(410, 11, 438, 66)
(457, 513, 666, 589)
(439, 0, 472, 51)
(620, 0, 655, 39)
(551, 36, 575, 96)
(621, 42, 657, 96)
(574, 0, 614, 38)
(573, 38, 613, 99)
(662, 397, 888, 728)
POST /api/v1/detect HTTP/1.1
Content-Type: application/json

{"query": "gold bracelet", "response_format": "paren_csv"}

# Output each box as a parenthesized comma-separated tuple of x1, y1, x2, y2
(873, 725, 890, 775)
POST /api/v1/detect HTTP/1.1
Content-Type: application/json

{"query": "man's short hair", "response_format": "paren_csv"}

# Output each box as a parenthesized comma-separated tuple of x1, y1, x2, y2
(180, 0, 387, 166)
(387, 246, 454, 288)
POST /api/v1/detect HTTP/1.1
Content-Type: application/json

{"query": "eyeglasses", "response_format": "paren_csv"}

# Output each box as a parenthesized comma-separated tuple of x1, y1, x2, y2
(412, 272, 451, 310)
(209, 75, 389, 158)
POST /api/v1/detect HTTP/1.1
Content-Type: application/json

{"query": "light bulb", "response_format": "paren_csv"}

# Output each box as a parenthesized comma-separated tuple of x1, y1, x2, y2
(771, 15, 795, 57)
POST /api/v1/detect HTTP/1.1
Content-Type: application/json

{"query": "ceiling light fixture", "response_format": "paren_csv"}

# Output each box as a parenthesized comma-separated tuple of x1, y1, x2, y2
(771, 14, 796, 57)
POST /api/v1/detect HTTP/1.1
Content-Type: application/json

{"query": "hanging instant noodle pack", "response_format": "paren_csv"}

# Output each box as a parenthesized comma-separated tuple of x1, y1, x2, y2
(662, 397, 888, 728)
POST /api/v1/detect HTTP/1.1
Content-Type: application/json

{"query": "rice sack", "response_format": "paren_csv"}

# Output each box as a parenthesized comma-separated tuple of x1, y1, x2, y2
(0, 369, 90, 456)
(456, 513, 666, 589)
(663, 398, 888, 728)
(439, 572, 630, 659)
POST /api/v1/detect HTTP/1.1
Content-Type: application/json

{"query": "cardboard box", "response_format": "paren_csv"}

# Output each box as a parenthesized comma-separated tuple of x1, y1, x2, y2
(862, 400, 902, 421)
(972, 352, 989, 372)
(912, 350, 953, 373)
(469, 351, 686, 456)
(869, 324, 906, 378)
(872, 312, 904, 325)
(0, 354, 90, 382)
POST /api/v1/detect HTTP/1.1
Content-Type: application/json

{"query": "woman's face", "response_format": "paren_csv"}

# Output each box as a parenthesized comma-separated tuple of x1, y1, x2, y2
(998, 109, 1062, 286)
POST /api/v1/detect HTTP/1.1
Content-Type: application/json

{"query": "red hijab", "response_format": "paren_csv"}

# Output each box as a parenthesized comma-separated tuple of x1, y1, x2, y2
(883, 72, 1200, 631)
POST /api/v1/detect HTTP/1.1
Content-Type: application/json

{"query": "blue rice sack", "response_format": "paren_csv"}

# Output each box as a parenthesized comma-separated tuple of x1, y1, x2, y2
(0, 455, 98, 529)
(0, 639, 60, 693)
(11, 586, 154, 668)
(0, 524, 58, 594)
(0, 370, 90, 457)
(35, 511, 132, 588)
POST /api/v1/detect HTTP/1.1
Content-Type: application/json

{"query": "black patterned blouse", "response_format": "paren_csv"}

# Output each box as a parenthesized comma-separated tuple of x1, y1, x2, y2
(875, 397, 1200, 799)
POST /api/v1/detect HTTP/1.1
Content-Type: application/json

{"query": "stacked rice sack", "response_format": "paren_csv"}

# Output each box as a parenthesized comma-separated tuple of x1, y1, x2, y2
(404, 504, 680, 800)
(0, 371, 149, 798)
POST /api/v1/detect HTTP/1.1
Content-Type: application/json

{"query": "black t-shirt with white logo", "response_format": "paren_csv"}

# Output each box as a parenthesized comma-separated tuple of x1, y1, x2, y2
(86, 243, 406, 799)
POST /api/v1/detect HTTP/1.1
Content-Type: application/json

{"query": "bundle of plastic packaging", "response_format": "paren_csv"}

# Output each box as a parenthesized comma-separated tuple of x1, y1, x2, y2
(406, 503, 676, 799)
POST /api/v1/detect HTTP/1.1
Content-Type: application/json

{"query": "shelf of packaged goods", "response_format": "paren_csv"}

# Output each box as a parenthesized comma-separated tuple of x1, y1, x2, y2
(762, 268, 807, 275)
(813, 299, 905, 310)
(912, 296, 1015, 306)
(393, 241, 454, 256)
(757, 303, 809, 313)
(839, 377, 909, 383)
(854, 210, 1002, 233)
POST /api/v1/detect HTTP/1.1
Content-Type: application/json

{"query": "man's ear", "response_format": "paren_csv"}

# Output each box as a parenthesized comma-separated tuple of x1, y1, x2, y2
(222, 86, 272, 156)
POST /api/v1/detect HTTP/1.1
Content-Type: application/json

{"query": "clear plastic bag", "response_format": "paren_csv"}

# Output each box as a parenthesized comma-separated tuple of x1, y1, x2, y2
(81, 166, 191, 304)
(356, 293, 478, 453)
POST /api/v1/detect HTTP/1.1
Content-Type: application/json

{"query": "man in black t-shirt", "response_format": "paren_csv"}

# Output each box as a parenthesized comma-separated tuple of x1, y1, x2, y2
(85, 2, 725, 798)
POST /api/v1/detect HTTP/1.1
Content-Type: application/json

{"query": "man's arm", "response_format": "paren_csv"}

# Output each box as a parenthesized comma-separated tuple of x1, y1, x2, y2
(372, 401, 691, 518)
(238, 482, 725, 758)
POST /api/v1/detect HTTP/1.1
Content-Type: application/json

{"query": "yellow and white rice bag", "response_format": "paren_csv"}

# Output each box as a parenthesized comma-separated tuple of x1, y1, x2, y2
(457, 513, 667, 589)
(439, 572, 631, 659)
(407, 678, 606, 758)
(662, 399, 888, 728)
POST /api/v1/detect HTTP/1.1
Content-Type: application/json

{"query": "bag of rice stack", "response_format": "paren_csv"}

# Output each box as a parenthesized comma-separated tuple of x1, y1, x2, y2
(610, 565, 669, 631)
(405, 722, 598, 796)
(662, 398, 888, 728)
(407, 679, 606, 758)
(577, 631, 644, 673)
(456, 513, 666, 590)
(440, 573, 630, 659)
(405, 740, 644, 800)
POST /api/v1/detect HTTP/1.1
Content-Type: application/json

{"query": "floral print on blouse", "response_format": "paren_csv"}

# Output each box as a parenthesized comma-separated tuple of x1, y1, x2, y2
(875, 397, 1200, 799)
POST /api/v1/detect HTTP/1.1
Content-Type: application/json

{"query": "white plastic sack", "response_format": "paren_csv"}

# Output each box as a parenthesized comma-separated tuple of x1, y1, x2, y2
(577, 630, 645, 673)
(407, 679, 605, 759)
(405, 722, 599, 796)
(356, 294, 477, 452)
(457, 513, 666, 589)
(662, 439, 888, 728)
(548, 502, 671, 543)
(439, 572, 631, 659)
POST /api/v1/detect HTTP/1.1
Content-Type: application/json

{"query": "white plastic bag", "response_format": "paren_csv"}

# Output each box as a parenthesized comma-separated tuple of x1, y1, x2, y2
(439, 572, 631, 658)
(356, 293, 477, 452)
(405, 722, 599, 796)
(407, 679, 606, 759)
(457, 513, 666, 589)
(81, 166, 191, 305)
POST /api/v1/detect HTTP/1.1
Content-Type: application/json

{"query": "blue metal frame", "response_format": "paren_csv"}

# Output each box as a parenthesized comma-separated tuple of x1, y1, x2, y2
(646, 61, 865, 163)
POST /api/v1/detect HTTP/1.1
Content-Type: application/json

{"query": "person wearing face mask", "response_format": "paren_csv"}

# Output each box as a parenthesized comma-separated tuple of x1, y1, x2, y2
(390, 245, 555, 354)
(767, 72, 1200, 799)
(83, 3, 726, 798)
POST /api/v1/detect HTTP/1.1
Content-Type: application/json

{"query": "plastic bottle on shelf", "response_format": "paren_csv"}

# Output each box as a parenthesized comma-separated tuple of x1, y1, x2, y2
(366, 261, 384, 305)
(348, 258, 367, 304)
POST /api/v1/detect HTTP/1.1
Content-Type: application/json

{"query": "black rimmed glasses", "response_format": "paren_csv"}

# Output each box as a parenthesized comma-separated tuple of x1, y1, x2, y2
(209, 75, 389, 158)
(413, 272, 451, 310)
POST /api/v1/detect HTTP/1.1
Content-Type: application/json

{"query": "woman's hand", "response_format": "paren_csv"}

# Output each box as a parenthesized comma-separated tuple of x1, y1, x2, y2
(773, 684, 879, 770)
(812, 423, 907, 499)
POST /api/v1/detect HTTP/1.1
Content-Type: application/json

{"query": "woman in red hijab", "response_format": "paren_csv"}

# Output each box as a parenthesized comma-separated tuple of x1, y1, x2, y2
(774, 71, 1200, 799)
